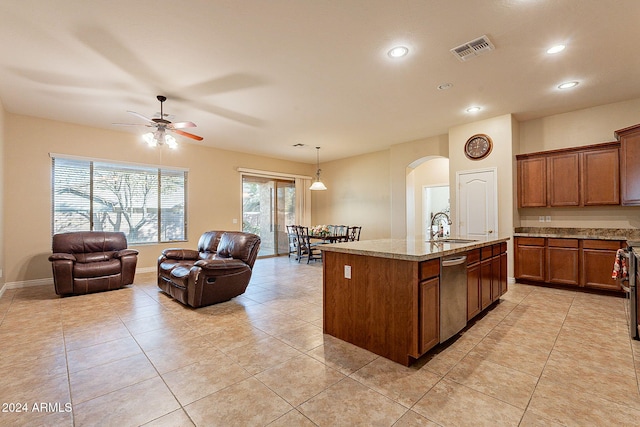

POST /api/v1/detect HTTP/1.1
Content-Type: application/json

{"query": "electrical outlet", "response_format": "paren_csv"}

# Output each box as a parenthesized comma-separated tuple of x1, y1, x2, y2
(232, 218, 238, 224)
(545, 216, 552, 222)
(539, 216, 545, 222)
(344, 265, 352, 279)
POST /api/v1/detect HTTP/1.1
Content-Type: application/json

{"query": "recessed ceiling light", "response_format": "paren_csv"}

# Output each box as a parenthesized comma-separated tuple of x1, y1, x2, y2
(437, 83, 453, 90)
(466, 106, 482, 113)
(388, 46, 409, 58)
(558, 81, 579, 89)
(547, 44, 566, 54)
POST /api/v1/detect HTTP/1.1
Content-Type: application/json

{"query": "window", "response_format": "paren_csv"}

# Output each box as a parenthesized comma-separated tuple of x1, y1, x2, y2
(52, 156, 187, 244)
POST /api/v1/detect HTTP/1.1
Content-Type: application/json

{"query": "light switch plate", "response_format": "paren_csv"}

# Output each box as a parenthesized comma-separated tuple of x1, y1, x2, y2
(344, 265, 351, 279)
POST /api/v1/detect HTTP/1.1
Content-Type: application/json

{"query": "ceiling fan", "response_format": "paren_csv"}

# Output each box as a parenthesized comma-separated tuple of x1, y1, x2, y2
(114, 95, 203, 149)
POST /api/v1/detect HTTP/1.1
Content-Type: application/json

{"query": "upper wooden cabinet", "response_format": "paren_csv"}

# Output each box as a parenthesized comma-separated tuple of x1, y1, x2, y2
(518, 157, 547, 208)
(517, 142, 620, 208)
(548, 152, 580, 207)
(581, 147, 620, 206)
(616, 123, 640, 206)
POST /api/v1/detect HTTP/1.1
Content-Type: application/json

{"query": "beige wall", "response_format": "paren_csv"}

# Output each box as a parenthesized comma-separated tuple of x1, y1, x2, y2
(4, 113, 312, 283)
(311, 150, 390, 240)
(518, 97, 640, 228)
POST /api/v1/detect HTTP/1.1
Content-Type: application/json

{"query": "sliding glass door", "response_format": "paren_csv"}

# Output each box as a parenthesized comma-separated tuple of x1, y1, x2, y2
(242, 176, 295, 257)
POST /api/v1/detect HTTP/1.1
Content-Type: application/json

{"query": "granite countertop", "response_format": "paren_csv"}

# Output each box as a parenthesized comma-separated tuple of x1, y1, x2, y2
(514, 227, 640, 241)
(320, 235, 510, 262)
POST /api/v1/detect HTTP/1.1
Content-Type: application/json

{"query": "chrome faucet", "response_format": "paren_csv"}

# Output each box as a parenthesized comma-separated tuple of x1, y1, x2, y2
(430, 211, 452, 241)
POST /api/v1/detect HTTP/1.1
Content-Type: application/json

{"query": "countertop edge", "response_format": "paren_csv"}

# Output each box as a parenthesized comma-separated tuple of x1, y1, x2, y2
(320, 237, 510, 262)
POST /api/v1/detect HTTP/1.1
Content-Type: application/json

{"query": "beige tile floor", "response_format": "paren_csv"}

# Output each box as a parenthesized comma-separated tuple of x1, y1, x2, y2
(1, 256, 640, 426)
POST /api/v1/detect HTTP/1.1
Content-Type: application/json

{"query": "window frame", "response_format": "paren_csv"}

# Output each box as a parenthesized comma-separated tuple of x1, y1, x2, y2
(51, 153, 188, 245)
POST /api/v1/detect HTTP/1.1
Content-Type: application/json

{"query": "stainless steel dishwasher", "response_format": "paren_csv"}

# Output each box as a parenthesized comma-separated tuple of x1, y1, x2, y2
(440, 254, 468, 342)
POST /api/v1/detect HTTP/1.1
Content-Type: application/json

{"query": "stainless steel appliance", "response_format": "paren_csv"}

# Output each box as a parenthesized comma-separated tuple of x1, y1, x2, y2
(440, 255, 467, 342)
(626, 243, 639, 340)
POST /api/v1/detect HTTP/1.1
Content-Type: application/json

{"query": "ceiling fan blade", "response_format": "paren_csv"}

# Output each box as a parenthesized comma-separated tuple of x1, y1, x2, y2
(169, 121, 197, 129)
(127, 110, 155, 123)
(172, 129, 204, 141)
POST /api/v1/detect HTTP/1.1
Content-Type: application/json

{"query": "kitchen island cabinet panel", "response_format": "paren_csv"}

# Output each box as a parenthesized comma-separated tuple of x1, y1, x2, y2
(323, 251, 421, 365)
(467, 262, 481, 321)
(419, 277, 439, 354)
(322, 237, 509, 366)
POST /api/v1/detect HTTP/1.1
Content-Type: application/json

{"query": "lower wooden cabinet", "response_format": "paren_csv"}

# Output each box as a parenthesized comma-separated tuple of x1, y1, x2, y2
(467, 260, 481, 321)
(467, 243, 507, 321)
(581, 240, 624, 291)
(546, 238, 580, 286)
(514, 237, 545, 281)
(419, 277, 439, 354)
(515, 237, 624, 292)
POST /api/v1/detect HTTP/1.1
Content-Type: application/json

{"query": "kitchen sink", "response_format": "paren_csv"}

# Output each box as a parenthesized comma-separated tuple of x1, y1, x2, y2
(428, 238, 478, 244)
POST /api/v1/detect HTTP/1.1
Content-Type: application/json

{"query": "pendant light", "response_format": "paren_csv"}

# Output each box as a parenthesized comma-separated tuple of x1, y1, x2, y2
(309, 146, 327, 191)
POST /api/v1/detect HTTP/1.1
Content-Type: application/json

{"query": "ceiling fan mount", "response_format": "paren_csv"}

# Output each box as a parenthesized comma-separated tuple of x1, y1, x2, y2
(113, 95, 204, 143)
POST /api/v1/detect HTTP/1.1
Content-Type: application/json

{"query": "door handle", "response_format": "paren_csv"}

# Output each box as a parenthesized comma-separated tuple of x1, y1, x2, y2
(488, 230, 494, 234)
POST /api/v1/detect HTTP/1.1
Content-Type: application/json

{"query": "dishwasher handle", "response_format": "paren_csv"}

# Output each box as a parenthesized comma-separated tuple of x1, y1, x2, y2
(442, 255, 467, 267)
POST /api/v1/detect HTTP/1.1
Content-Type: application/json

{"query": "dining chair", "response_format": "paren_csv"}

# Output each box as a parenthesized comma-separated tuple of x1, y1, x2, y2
(286, 225, 299, 259)
(347, 226, 362, 241)
(296, 226, 323, 263)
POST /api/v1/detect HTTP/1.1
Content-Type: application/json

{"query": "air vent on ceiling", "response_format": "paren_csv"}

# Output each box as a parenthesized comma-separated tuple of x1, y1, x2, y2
(450, 35, 495, 62)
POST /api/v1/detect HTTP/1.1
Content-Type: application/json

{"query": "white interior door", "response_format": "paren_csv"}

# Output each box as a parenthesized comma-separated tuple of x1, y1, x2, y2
(456, 168, 498, 238)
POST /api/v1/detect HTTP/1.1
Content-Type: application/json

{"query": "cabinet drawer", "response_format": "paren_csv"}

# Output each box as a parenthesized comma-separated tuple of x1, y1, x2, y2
(548, 238, 579, 248)
(420, 259, 440, 281)
(466, 249, 480, 265)
(516, 237, 545, 246)
(481, 246, 493, 260)
(583, 239, 623, 250)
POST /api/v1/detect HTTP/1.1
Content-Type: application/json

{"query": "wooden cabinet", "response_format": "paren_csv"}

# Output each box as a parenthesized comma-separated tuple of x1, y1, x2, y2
(517, 142, 620, 208)
(616, 124, 640, 206)
(548, 153, 580, 207)
(546, 238, 580, 286)
(480, 247, 493, 310)
(419, 277, 439, 354)
(323, 252, 441, 366)
(467, 262, 481, 321)
(467, 244, 507, 321)
(581, 240, 624, 291)
(515, 236, 625, 292)
(514, 237, 545, 281)
(582, 147, 620, 205)
(518, 157, 547, 208)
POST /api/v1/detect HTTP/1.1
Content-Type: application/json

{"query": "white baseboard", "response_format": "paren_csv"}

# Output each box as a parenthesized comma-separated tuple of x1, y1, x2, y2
(508, 277, 516, 285)
(136, 267, 156, 274)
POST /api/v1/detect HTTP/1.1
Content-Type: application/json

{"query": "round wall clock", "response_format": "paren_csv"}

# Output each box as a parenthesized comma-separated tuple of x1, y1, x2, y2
(464, 134, 493, 160)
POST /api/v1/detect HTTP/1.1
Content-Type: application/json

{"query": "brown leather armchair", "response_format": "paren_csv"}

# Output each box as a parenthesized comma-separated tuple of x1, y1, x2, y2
(157, 231, 261, 308)
(49, 231, 139, 296)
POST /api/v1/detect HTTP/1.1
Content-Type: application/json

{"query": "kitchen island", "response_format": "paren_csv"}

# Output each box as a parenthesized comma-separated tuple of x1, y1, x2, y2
(320, 236, 510, 366)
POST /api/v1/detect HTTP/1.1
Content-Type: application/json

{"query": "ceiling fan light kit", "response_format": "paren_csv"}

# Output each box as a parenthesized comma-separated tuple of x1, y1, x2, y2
(114, 95, 203, 149)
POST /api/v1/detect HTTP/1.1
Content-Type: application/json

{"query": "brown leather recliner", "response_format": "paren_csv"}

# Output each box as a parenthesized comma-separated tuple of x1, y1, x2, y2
(157, 231, 261, 308)
(49, 231, 139, 296)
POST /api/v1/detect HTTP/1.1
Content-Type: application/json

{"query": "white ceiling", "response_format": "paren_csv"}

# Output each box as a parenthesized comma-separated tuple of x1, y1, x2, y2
(1, 0, 639, 163)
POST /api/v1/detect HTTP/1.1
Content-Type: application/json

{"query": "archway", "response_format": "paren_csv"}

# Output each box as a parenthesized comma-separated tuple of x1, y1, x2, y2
(406, 156, 449, 239)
